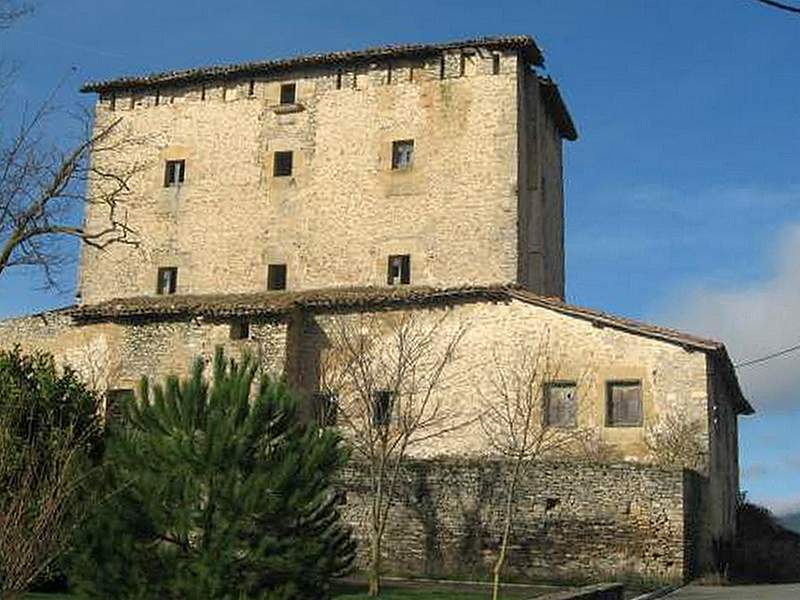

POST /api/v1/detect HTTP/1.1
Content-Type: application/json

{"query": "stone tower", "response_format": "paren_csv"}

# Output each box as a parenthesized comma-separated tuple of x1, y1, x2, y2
(77, 36, 576, 304)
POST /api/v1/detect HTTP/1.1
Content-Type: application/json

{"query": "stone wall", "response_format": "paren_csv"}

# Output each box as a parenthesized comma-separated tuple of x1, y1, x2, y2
(78, 47, 566, 304)
(0, 311, 289, 394)
(341, 458, 702, 583)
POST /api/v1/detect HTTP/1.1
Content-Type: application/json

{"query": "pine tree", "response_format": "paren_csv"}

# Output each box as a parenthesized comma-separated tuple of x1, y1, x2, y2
(69, 349, 355, 599)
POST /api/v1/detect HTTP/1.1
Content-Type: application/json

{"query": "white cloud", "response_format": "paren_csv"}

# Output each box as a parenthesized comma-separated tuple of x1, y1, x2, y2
(657, 223, 800, 411)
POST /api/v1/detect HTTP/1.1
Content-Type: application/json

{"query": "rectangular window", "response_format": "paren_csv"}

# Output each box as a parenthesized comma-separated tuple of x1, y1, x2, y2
(492, 53, 501, 75)
(606, 381, 643, 427)
(544, 382, 577, 428)
(156, 267, 177, 295)
(267, 264, 287, 291)
(273, 151, 293, 177)
(230, 320, 250, 340)
(336, 69, 343, 90)
(391, 139, 414, 170)
(387, 255, 410, 285)
(106, 388, 134, 426)
(313, 391, 338, 427)
(372, 390, 394, 428)
(248, 79, 255, 96)
(280, 83, 296, 104)
(164, 159, 185, 187)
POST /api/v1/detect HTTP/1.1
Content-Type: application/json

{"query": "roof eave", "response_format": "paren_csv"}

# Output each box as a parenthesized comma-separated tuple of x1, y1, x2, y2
(80, 35, 543, 95)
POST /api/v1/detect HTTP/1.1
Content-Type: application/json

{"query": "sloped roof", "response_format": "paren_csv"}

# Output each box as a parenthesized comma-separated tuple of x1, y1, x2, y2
(67, 283, 751, 414)
(80, 35, 543, 94)
(539, 76, 578, 141)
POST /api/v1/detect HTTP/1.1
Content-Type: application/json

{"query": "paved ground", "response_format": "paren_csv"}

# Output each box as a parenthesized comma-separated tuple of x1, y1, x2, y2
(665, 584, 800, 599)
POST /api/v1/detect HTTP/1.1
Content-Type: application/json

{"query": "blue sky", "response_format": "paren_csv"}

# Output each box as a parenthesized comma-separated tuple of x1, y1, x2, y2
(1, 0, 799, 514)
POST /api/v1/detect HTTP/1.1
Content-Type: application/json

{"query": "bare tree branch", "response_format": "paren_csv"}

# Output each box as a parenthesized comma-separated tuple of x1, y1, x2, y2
(319, 310, 469, 597)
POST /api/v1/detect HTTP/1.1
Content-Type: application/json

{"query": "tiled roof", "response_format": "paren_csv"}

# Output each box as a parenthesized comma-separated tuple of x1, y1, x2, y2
(80, 35, 543, 93)
(68, 284, 752, 415)
(538, 76, 578, 141)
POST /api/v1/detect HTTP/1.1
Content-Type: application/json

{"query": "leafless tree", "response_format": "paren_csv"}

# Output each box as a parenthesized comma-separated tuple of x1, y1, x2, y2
(479, 333, 591, 600)
(0, 418, 98, 599)
(0, 2, 146, 287)
(319, 309, 469, 597)
(645, 408, 706, 472)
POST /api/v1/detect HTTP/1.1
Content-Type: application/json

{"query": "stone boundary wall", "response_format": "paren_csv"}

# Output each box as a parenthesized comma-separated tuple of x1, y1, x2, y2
(341, 459, 702, 584)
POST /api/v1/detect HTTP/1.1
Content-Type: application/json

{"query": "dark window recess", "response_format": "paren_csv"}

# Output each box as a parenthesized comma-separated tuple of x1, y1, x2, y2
(273, 151, 293, 177)
(280, 83, 296, 104)
(164, 159, 185, 187)
(106, 388, 134, 426)
(109, 93, 116, 111)
(201, 84, 206, 101)
(230, 320, 250, 340)
(606, 381, 643, 427)
(459, 54, 466, 77)
(391, 139, 414, 170)
(154, 88, 160, 106)
(156, 267, 177, 295)
(544, 382, 577, 428)
(248, 79, 255, 96)
(387, 255, 410, 285)
(386, 63, 393, 84)
(313, 391, 338, 427)
(372, 390, 395, 428)
(439, 55, 446, 79)
(267, 264, 287, 291)
(336, 69, 343, 90)
(492, 53, 501, 75)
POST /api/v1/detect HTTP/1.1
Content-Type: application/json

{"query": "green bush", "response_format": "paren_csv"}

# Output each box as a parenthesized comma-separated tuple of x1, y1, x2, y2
(69, 349, 355, 599)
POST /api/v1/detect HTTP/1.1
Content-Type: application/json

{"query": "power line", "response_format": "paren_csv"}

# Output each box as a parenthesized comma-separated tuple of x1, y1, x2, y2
(753, 0, 800, 14)
(734, 343, 800, 369)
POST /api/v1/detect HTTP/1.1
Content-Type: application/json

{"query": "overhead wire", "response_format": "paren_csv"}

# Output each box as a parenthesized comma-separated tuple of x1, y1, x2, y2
(753, 0, 800, 14)
(734, 343, 800, 368)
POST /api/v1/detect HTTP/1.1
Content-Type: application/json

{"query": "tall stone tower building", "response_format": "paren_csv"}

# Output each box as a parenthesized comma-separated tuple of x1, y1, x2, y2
(0, 36, 753, 581)
(77, 36, 576, 304)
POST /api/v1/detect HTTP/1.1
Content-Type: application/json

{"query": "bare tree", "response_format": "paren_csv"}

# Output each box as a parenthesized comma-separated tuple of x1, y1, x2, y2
(645, 408, 706, 472)
(0, 3, 146, 287)
(319, 309, 469, 597)
(0, 417, 98, 599)
(479, 333, 591, 600)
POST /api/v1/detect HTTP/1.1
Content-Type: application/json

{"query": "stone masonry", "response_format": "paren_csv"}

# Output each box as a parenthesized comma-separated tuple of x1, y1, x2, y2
(0, 36, 753, 582)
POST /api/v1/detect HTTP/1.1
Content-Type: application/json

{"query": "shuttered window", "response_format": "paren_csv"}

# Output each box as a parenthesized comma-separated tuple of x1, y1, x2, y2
(544, 382, 577, 428)
(372, 390, 395, 428)
(313, 391, 338, 427)
(606, 381, 643, 427)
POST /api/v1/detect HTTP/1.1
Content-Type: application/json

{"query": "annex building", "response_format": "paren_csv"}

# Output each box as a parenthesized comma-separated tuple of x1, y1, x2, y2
(0, 36, 753, 582)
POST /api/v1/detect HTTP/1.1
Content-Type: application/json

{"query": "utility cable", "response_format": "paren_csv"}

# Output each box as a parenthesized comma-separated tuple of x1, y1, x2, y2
(753, 0, 800, 14)
(734, 343, 800, 368)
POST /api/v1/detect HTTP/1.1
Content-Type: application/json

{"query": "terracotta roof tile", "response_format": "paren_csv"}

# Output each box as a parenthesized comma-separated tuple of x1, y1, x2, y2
(81, 35, 543, 94)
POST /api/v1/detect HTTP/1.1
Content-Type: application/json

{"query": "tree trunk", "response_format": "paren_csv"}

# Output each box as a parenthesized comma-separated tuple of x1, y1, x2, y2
(492, 457, 522, 600)
(368, 526, 382, 596)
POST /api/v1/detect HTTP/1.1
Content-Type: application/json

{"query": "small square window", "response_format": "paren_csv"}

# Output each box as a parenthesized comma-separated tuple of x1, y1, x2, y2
(164, 159, 185, 187)
(106, 388, 134, 427)
(313, 391, 338, 427)
(391, 140, 414, 170)
(156, 267, 177, 295)
(273, 151, 293, 177)
(544, 382, 577, 428)
(606, 381, 643, 427)
(230, 320, 250, 340)
(372, 390, 395, 428)
(387, 255, 410, 285)
(280, 83, 296, 105)
(267, 264, 287, 291)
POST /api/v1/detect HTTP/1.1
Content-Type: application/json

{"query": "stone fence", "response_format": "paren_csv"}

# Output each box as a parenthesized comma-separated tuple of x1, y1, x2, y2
(340, 458, 704, 583)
